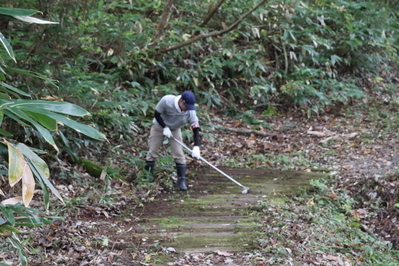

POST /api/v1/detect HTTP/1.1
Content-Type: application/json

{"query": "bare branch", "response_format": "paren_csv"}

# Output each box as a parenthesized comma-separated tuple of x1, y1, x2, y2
(152, 0, 175, 42)
(159, 0, 268, 54)
(200, 0, 226, 27)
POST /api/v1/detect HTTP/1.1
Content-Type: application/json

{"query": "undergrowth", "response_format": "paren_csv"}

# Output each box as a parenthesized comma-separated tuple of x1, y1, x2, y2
(252, 175, 399, 265)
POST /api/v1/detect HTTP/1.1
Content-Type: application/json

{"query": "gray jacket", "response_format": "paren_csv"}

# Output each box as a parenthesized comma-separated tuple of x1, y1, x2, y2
(153, 95, 199, 130)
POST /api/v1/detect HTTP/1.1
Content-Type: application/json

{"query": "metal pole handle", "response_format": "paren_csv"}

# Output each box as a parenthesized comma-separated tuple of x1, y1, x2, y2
(171, 137, 249, 193)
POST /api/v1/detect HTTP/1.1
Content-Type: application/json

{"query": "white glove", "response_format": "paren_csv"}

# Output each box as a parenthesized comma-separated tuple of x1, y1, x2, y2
(163, 127, 172, 138)
(192, 146, 200, 159)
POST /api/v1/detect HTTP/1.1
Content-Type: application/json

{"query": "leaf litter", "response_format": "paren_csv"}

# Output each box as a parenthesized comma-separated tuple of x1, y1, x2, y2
(5, 100, 399, 265)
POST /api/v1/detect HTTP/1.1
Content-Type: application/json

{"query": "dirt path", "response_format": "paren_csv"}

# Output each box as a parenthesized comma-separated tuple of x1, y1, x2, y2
(131, 167, 326, 264)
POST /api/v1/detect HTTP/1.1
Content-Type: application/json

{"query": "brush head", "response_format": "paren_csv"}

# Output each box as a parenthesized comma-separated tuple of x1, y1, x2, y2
(241, 187, 249, 194)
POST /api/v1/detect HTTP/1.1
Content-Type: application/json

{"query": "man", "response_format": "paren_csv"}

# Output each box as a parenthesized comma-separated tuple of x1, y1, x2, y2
(144, 91, 201, 190)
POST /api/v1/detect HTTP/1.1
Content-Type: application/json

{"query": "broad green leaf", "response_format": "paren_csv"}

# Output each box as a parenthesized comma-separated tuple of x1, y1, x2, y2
(0, 110, 4, 125)
(25, 111, 57, 130)
(0, 82, 31, 97)
(54, 115, 106, 140)
(8, 205, 39, 221)
(21, 163, 35, 207)
(5, 141, 24, 187)
(14, 218, 45, 227)
(4, 67, 58, 88)
(35, 174, 50, 209)
(15, 143, 50, 179)
(0, 32, 16, 62)
(21, 108, 106, 140)
(30, 121, 58, 151)
(0, 125, 11, 137)
(0, 227, 12, 236)
(6, 106, 58, 150)
(12, 16, 59, 25)
(14, 100, 90, 116)
(0, 215, 6, 225)
(1, 206, 15, 225)
(3, 110, 30, 127)
(0, 142, 7, 162)
(9, 236, 28, 266)
(0, 8, 38, 17)
(29, 161, 63, 204)
(0, 225, 20, 234)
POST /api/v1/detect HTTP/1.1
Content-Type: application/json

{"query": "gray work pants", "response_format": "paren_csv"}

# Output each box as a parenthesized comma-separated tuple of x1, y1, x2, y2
(146, 124, 186, 164)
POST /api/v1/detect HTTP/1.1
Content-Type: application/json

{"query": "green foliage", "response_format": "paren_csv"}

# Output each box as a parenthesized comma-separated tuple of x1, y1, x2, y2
(3, 0, 397, 125)
(255, 179, 399, 265)
(0, 203, 55, 266)
(0, 6, 107, 265)
(0, 203, 53, 235)
(0, 1, 397, 264)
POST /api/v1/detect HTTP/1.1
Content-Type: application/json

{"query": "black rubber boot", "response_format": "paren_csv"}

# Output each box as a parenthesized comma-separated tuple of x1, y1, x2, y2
(144, 161, 155, 181)
(176, 163, 187, 191)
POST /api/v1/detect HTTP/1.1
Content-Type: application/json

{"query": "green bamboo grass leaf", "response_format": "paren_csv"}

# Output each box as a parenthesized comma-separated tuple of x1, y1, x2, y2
(0, 90, 20, 100)
(0, 225, 20, 233)
(3, 110, 30, 127)
(8, 236, 28, 266)
(4, 67, 58, 88)
(0, 127, 14, 137)
(6, 106, 58, 150)
(25, 111, 57, 130)
(0, 32, 16, 62)
(35, 174, 50, 209)
(14, 218, 45, 227)
(5, 141, 24, 187)
(0, 206, 15, 225)
(16, 143, 50, 179)
(50, 114, 106, 140)
(14, 100, 90, 116)
(18, 107, 106, 140)
(0, 8, 39, 17)
(0, 110, 3, 125)
(30, 121, 58, 151)
(0, 92, 14, 100)
(1, 83, 31, 97)
(0, 215, 6, 225)
(29, 161, 63, 204)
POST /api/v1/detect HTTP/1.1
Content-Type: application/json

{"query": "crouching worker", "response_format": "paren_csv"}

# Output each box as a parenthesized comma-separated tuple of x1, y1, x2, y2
(144, 91, 201, 190)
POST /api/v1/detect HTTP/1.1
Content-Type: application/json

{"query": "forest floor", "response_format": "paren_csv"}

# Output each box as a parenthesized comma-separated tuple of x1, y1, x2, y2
(4, 98, 399, 265)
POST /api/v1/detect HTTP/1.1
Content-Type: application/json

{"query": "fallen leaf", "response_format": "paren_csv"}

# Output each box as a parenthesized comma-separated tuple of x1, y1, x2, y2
(359, 149, 373, 155)
(248, 136, 257, 141)
(323, 255, 340, 261)
(344, 132, 358, 139)
(263, 142, 277, 150)
(216, 250, 233, 256)
(233, 120, 242, 127)
(325, 193, 338, 200)
(307, 130, 335, 137)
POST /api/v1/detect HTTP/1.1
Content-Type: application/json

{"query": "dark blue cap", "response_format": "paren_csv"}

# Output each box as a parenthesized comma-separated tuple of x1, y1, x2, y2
(181, 91, 196, 110)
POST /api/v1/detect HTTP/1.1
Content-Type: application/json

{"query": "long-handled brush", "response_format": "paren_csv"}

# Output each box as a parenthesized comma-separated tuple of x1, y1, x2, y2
(172, 137, 249, 194)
